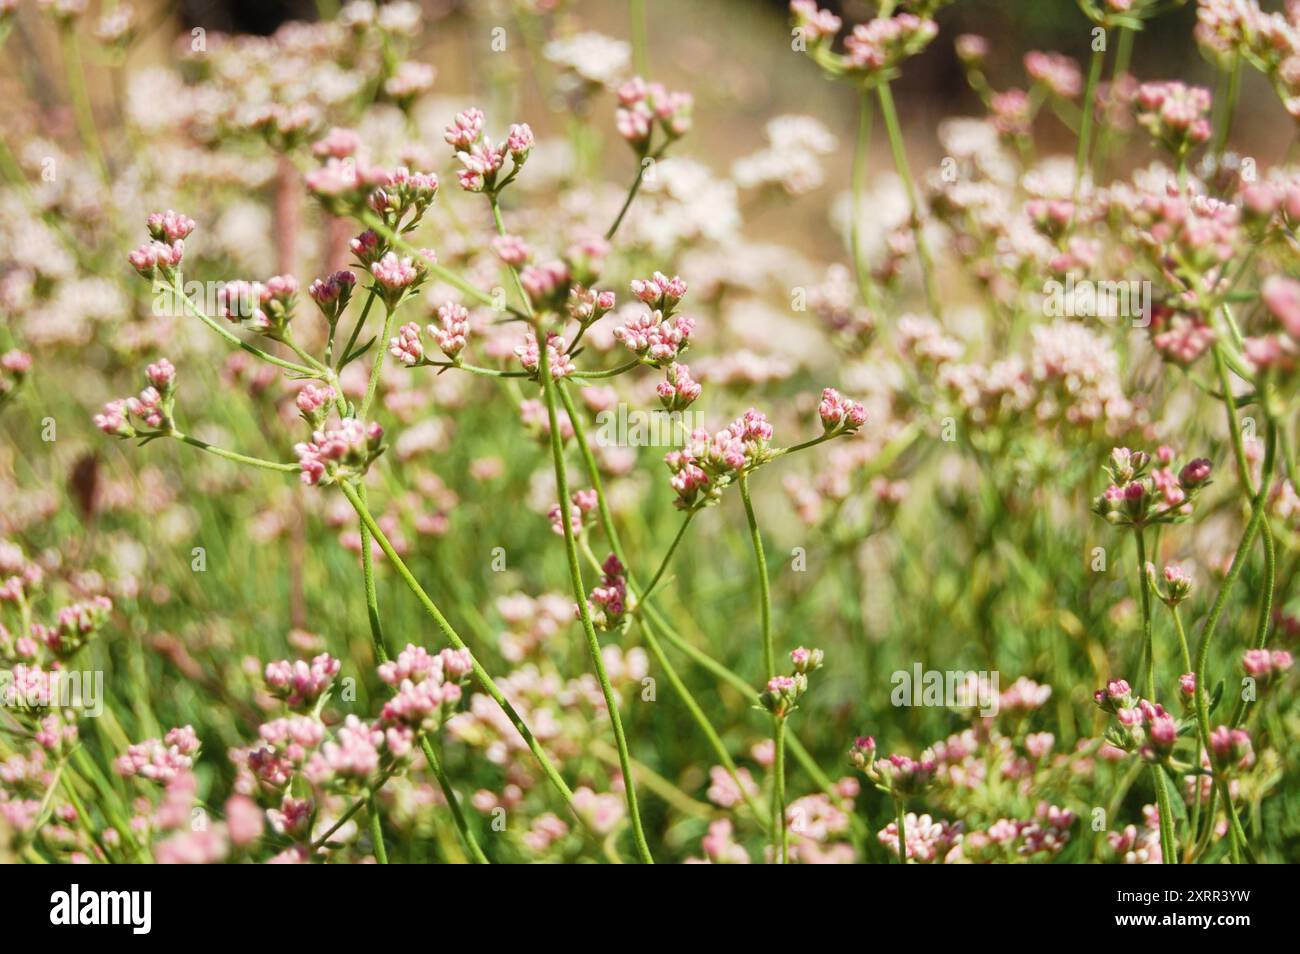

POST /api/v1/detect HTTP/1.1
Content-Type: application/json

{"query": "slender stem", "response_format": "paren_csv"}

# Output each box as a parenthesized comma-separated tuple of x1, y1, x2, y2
(1213, 55, 1242, 162)
(338, 481, 579, 813)
(537, 341, 654, 864)
(629, 0, 648, 77)
(424, 360, 530, 378)
(336, 286, 378, 371)
(876, 80, 938, 315)
(1094, 26, 1133, 173)
(1134, 528, 1175, 861)
(739, 471, 784, 865)
(360, 301, 399, 419)
(1075, 39, 1106, 197)
(641, 604, 868, 840)
(171, 278, 316, 376)
(420, 736, 489, 863)
(356, 481, 388, 663)
(636, 511, 695, 608)
(59, 26, 106, 181)
(1152, 763, 1177, 864)
(638, 624, 770, 832)
(172, 432, 299, 473)
(350, 483, 489, 863)
(894, 798, 908, 864)
(606, 163, 649, 243)
(739, 474, 775, 680)
(850, 87, 876, 309)
(561, 384, 770, 832)
(368, 791, 388, 863)
(772, 716, 788, 864)
(1135, 531, 1155, 700)
(360, 212, 528, 320)
(571, 359, 643, 379)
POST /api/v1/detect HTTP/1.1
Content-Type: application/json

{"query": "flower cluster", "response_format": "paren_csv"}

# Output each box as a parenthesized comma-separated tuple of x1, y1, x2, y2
(444, 108, 534, 194)
(1093, 447, 1213, 527)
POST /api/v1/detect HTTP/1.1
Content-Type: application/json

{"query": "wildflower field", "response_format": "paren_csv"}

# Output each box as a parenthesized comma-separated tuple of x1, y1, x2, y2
(0, 0, 1298, 867)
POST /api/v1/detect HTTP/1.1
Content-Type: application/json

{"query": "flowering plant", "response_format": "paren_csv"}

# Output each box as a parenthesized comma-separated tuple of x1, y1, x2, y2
(0, 0, 1297, 866)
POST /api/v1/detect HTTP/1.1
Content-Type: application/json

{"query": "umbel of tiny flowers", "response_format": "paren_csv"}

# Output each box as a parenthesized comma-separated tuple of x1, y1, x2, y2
(1207, 725, 1254, 774)
(218, 276, 300, 339)
(566, 284, 617, 328)
(369, 249, 436, 311)
(664, 409, 775, 511)
(389, 300, 472, 367)
(758, 646, 823, 718)
(860, 749, 937, 800)
(791, 1, 938, 85)
(264, 653, 342, 711)
(308, 270, 357, 326)
(580, 553, 629, 634)
(443, 108, 534, 194)
(818, 387, 868, 436)
(367, 166, 440, 232)
(296, 382, 337, 429)
(1241, 648, 1294, 683)
(1093, 446, 1213, 528)
(1077, 0, 1165, 30)
(657, 362, 701, 412)
(1135, 81, 1213, 160)
(615, 273, 695, 368)
(294, 417, 385, 486)
(615, 77, 692, 158)
(93, 359, 178, 441)
(1150, 562, 1193, 606)
(516, 329, 576, 380)
(1092, 679, 1183, 763)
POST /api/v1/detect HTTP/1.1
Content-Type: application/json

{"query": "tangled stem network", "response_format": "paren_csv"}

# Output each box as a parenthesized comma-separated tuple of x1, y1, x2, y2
(0, 0, 1296, 867)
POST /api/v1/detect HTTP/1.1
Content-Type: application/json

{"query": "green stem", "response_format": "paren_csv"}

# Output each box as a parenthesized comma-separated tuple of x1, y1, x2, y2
(59, 26, 107, 181)
(739, 474, 775, 680)
(1135, 530, 1155, 699)
(1075, 39, 1106, 196)
(606, 161, 650, 243)
(1152, 763, 1177, 864)
(636, 511, 695, 608)
(420, 736, 489, 863)
(360, 301, 399, 419)
(894, 798, 908, 864)
(1213, 55, 1242, 161)
(360, 213, 528, 320)
(336, 286, 378, 371)
(773, 716, 788, 864)
(537, 341, 654, 864)
(171, 278, 316, 376)
(850, 87, 876, 309)
(739, 471, 784, 864)
(367, 791, 388, 863)
(338, 481, 579, 814)
(876, 80, 938, 315)
(561, 384, 770, 833)
(173, 432, 299, 473)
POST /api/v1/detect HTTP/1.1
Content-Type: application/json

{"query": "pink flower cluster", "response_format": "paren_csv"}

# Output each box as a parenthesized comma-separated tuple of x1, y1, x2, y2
(615, 77, 692, 150)
(115, 726, 200, 783)
(294, 417, 384, 486)
(443, 107, 534, 193)
(264, 653, 342, 709)
(664, 410, 774, 509)
(515, 330, 576, 379)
